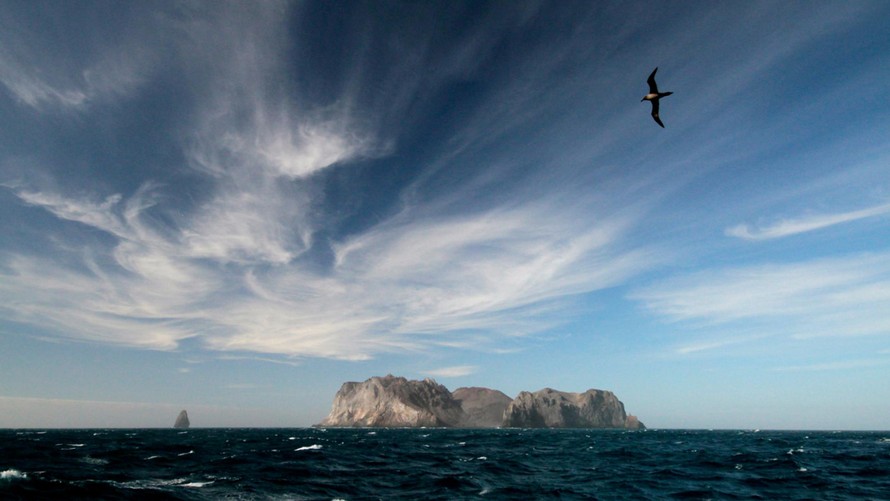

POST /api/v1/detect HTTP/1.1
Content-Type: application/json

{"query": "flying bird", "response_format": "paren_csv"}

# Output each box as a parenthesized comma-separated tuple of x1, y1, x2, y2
(641, 67, 673, 128)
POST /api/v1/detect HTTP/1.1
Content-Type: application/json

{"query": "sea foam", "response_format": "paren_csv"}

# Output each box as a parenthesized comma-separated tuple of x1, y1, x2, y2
(1, 469, 27, 481)
(295, 444, 323, 451)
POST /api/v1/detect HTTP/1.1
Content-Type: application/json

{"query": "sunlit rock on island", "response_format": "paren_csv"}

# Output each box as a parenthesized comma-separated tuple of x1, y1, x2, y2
(317, 375, 644, 429)
(317, 375, 464, 427)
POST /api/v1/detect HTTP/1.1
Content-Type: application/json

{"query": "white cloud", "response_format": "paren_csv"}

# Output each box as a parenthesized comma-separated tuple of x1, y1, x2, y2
(425, 366, 477, 378)
(632, 252, 890, 339)
(727, 202, 890, 240)
(1, 2, 660, 360)
(4, 179, 651, 358)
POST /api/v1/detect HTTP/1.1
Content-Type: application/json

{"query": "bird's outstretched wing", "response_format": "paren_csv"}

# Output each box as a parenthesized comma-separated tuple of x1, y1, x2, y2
(650, 100, 664, 128)
(647, 67, 659, 94)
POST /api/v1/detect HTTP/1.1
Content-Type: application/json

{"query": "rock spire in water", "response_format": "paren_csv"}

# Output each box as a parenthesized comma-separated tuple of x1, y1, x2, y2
(174, 409, 190, 429)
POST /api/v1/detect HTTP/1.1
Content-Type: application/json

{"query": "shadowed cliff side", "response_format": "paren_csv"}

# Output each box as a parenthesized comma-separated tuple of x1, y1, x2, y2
(503, 388, 645, 429)
(452, 387, 512, 428)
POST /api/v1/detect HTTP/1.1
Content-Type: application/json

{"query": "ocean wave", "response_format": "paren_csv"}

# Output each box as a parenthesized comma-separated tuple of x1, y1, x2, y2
(2, 429, 889, 498)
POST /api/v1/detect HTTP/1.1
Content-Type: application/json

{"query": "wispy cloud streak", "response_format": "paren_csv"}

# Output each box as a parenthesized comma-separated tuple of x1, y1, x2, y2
(727, 202, 890, 240)
(0, 5, 159, 110)
(633, 252, 890, 339)
(1, 2, 656, 360)
(425, 366, 477, 378)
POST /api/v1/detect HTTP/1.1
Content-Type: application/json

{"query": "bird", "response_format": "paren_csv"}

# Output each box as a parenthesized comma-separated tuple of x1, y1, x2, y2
(641, 67, 673, 128)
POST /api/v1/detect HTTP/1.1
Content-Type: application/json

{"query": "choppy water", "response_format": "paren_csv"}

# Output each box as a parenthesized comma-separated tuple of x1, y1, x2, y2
(2, 428, 889, 499)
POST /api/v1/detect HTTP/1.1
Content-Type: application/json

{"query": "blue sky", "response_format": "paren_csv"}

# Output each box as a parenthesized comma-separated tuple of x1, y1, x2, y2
(1, 1, 889, 429)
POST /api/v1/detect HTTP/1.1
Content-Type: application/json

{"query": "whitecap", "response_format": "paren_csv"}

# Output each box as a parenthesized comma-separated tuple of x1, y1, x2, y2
(115, 477, 191, 490)
(81, 456, 109, 465)
(477, 456, 487, 461)
(145, 455, 162, 460)
(1, 469, 27, 481)
(180, 481, 214, 488)
(295, 444, 322, 451)
(177, 450, 194, 457)
(288, 437, 296, 440)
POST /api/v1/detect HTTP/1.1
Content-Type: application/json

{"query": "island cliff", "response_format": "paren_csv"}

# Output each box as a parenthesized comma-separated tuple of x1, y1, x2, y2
(317, 376, 644, 429)
(317, 375, 464, 427)
(502, 388, 644, 429)
(452, 387, 512, 428)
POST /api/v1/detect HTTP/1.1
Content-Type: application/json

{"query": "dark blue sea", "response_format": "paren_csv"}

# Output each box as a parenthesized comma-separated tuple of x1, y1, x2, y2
(2, 428, 889, 500)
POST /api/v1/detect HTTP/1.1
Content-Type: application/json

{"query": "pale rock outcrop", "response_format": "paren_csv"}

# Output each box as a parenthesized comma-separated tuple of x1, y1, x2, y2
(317, 375, 464, 427)
(452, 387, 512, 428)
(502, 388, 645, 429)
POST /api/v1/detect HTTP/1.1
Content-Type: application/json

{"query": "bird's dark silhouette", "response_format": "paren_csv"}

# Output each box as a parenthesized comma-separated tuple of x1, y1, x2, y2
(641, 67, 673, 128)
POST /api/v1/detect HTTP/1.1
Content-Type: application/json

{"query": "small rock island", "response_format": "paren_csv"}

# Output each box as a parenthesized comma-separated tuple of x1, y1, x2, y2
(317, 375, 644, 429)
(173, 409, 190, 429)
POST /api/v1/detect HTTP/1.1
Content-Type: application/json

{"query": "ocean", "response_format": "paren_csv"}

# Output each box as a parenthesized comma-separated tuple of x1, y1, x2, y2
(2, 428, 888, 499)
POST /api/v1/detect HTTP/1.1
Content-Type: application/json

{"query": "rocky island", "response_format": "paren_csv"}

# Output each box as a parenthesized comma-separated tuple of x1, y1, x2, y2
(317, 375, 644, 429)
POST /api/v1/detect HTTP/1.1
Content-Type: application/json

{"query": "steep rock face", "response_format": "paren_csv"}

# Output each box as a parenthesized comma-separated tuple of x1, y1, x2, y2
(318, 375, 465, 427)
(452, 387, 512, 428)
(503, 388, 645, 429)
(174, 410, 190, 429)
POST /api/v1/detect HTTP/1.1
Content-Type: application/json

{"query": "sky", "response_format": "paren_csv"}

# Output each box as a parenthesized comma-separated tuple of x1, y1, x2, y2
(1, 1, 889, 430)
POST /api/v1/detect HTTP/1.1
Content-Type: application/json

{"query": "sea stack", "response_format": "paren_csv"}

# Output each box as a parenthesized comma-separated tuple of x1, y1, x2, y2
(174, 409, 190, 429)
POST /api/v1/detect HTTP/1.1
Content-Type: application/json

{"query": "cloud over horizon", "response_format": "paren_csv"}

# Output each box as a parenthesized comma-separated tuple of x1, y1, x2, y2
(632, 251, 890, 341)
